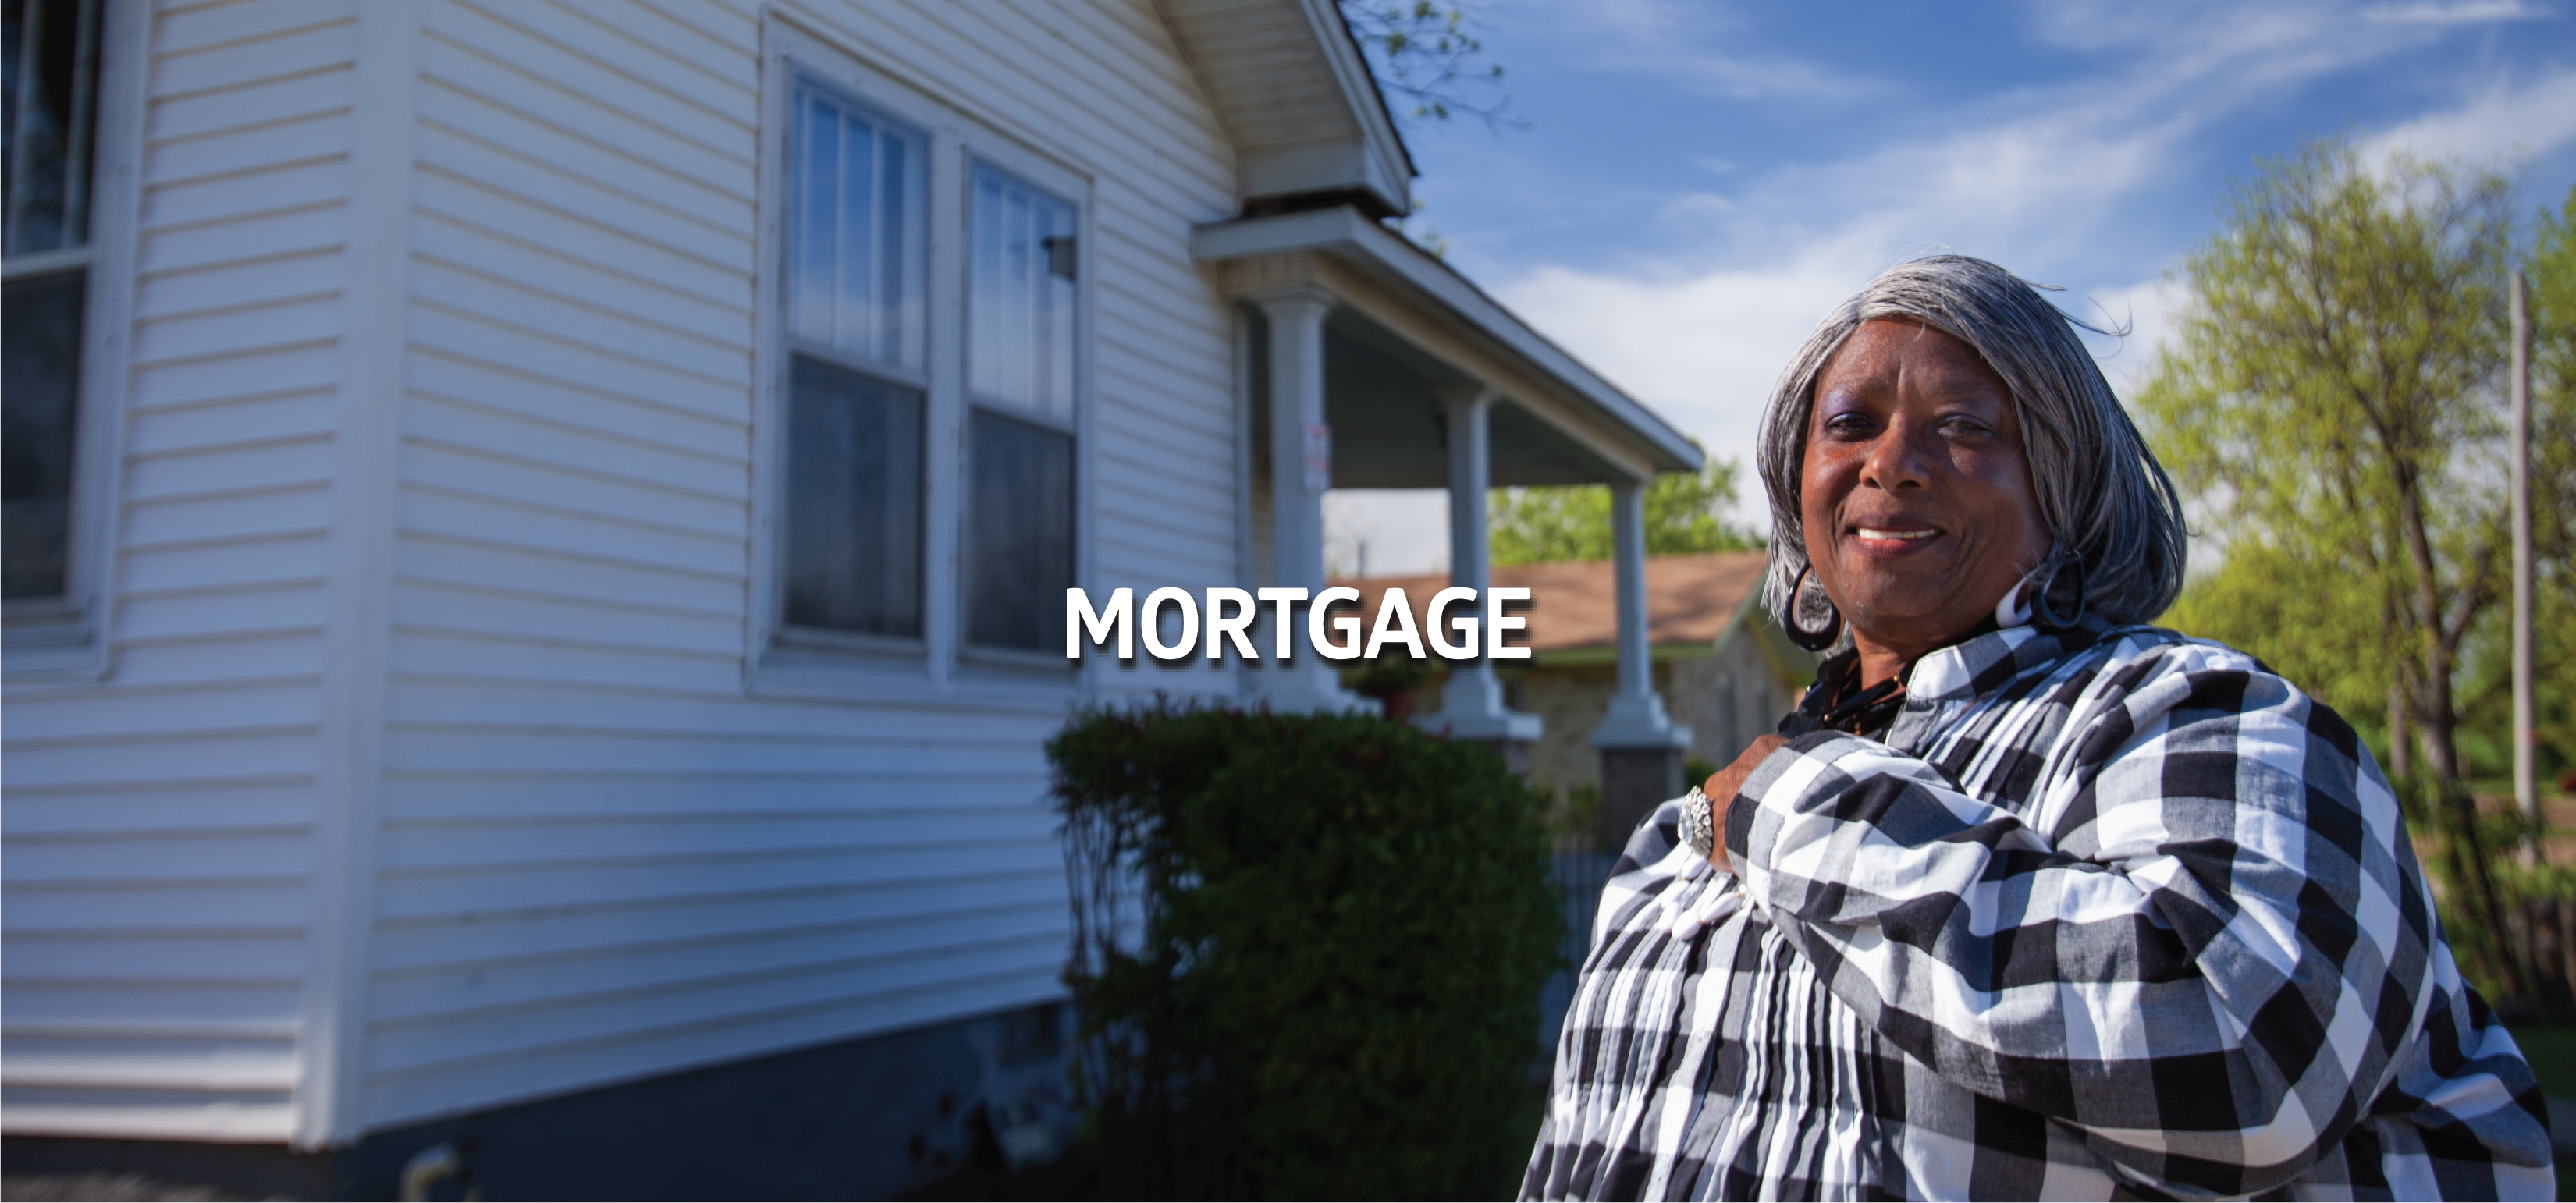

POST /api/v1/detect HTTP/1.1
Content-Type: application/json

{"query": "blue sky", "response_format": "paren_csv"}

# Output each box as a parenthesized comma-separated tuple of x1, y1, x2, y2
(1325, 0, 2576, 576)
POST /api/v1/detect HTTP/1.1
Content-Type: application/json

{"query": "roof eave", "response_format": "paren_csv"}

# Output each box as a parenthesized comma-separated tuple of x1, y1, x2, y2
(1301, 0, 1418, 186)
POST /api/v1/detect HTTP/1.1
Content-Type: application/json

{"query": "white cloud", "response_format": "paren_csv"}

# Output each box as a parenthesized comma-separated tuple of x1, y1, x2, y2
(1453, 1, 2509, 524)
(1496, 254, 1846, 520)
(2082, 275, 2192, 398)
(2361, 0, 2549, 23)
(1487, 104, 2195, 522)
(1345, 0, 2558, 545)
(2361, 68, 2576, 167)
(1324, 489, 1450, 577)
(1570, 0, 1881, 99)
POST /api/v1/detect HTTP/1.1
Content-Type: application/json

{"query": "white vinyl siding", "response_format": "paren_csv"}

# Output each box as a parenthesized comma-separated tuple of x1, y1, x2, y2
(1, 0, 357, 1142)
(354, 0, 1238, 1134)
(5, 0, 1248, 1148)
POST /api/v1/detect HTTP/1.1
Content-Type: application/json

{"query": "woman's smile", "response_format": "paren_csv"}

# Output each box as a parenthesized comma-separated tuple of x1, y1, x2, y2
(1846, 521, 1944, 556)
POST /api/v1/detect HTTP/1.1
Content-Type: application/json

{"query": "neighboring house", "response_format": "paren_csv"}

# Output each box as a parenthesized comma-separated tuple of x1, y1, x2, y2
(0, 0, 1700, 1197)
(1339, 550, 1814, 845)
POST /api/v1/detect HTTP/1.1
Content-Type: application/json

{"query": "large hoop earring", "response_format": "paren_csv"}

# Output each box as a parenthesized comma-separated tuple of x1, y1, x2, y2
(1782, 562, 1844, 652)
(1993, 573, 2034, 629)
(2032, 556, 2088, 629)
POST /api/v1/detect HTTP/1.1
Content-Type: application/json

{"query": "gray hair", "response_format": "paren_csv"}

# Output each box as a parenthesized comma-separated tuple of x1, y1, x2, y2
(1757, 255, 2187, 633)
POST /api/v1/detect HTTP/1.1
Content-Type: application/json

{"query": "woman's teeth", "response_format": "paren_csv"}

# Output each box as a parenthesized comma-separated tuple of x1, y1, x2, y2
(1857, 527, 1937, 541)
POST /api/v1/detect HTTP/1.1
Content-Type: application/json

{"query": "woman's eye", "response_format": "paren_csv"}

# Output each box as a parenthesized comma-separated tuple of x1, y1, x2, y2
(1941, 416, 1995, 438)
(1822, 413, 1873, 435)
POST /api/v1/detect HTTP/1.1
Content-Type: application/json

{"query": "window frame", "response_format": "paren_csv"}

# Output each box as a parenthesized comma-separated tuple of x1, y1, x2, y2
(956, 153, 1085, 672)
(771, 69, 933, 659)
(3, 0, 140, 682)
(748, 18, 1094, 701)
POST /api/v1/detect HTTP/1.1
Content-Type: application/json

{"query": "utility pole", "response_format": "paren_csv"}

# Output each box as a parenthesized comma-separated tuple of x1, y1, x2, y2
(2512, 270, 2536, 839)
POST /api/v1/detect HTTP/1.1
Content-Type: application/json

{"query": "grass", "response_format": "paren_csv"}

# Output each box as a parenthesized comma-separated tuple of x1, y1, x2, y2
(2518, 1024, 2576, 1097)
(2507, 1022, 2576, 1201)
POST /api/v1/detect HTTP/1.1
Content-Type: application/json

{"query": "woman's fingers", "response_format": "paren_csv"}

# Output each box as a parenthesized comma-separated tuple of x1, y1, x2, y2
(1704, 734, 1787, 800)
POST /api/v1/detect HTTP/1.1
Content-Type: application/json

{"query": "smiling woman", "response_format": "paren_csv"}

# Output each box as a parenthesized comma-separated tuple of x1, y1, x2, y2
(1523, 257, 2553, 1201)
(1794, 317, 2054, 680)
(1755, 257, 2187, 667)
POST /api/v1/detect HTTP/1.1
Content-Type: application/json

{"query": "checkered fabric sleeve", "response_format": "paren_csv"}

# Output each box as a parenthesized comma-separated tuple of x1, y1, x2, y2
(1719, 640, 2553, 1196)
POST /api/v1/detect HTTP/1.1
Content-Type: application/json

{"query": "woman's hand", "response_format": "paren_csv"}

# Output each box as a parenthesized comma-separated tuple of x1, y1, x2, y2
(1701, 734, 1789, 871)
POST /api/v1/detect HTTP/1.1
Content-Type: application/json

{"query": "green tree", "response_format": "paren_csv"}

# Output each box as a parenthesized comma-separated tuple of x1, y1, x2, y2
(1487, 448, 1761, 566)
(2139, 142, 2576, 995)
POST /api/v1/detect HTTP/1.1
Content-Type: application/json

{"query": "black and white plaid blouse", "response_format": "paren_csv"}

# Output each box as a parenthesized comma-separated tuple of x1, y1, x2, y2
(1525, 619, 2553, 1201)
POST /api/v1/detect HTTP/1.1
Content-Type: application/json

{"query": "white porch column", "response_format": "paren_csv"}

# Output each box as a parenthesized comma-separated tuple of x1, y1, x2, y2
(1422, 384, 1538, 745)
(1591, 477, 1690, 838)
(1252, 287, 1367, 714)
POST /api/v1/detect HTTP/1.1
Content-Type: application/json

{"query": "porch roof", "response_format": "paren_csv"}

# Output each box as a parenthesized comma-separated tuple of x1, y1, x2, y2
(1191, 204, 1702, 485)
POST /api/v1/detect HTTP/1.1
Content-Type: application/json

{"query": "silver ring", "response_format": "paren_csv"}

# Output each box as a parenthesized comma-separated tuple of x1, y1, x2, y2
(1679, 786, 1716, 857)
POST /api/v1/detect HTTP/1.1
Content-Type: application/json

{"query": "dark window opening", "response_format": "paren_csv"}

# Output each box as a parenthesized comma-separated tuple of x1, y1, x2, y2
(783, 355, 924, 638)
(2, 0, 104, 605)
(998, 1002, 1064, 1064)
(3, 0, 100, 257)
(3, 268, 80, 598)
(965, 407, 1073, 652)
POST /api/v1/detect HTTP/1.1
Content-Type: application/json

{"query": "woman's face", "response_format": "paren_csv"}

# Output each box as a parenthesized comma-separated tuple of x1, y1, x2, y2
(1800, 318, 2052, 658)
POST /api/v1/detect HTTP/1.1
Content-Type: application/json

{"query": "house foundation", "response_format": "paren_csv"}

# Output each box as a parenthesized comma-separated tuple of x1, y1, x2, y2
(0, 1004, 1072, 1202)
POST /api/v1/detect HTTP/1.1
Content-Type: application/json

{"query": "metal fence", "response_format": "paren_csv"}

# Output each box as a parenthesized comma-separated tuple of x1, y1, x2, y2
(1537, 849, 1618, 1066)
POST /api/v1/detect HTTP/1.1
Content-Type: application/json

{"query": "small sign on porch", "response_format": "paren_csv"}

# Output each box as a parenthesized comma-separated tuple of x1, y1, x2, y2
(1304, 422, 1332, 492)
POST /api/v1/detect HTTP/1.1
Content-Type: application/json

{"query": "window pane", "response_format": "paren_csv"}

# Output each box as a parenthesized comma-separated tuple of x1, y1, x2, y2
(787, 80, 922, 372)
(968, 165, 1075, 419)
(2, 268, 80, 599)
(2, 0, 101, 256)
(784, 355, 923, 637)
(966, 408, 1073, 651)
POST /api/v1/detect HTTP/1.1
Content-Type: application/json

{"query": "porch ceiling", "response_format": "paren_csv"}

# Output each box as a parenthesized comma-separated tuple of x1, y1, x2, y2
(1324, 311, 1630, 488)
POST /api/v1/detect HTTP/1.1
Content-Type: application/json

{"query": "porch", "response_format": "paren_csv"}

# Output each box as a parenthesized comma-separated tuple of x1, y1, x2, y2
(1192, 204, 1704, 800)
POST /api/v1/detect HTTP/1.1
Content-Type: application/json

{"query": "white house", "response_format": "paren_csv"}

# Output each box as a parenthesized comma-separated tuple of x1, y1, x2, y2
(0, 0, 1700, 1195)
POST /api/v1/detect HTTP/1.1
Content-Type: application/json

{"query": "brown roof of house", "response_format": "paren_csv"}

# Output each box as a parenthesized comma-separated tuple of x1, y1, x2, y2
(1330, 550, 1770, 655)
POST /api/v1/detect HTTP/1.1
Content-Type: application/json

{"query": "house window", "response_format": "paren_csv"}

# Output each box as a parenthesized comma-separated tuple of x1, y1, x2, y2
(2, 0, 102, 606)
(780, 77, 926, 641)
(964, 166, 1076, 652)
(764, 39, 1089, 679)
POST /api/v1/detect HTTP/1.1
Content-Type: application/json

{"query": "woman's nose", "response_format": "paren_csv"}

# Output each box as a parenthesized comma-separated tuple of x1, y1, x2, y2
(1858, 422, 1937, 491)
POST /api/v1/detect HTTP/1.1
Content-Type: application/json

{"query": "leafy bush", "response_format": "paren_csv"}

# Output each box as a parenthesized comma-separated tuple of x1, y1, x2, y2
(1052, 701, 1559, 1200)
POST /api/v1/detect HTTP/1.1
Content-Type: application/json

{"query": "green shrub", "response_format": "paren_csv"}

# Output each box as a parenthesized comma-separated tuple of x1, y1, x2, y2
(1052, 701, 1559, 1200)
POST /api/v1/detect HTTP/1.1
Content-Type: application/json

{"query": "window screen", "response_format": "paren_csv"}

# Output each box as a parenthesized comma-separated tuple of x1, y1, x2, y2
(968, 166, 1075, 419)
(965, 408, 1073, 651)
(783, 356, 922, 637)
(788, 78, 924, 373)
